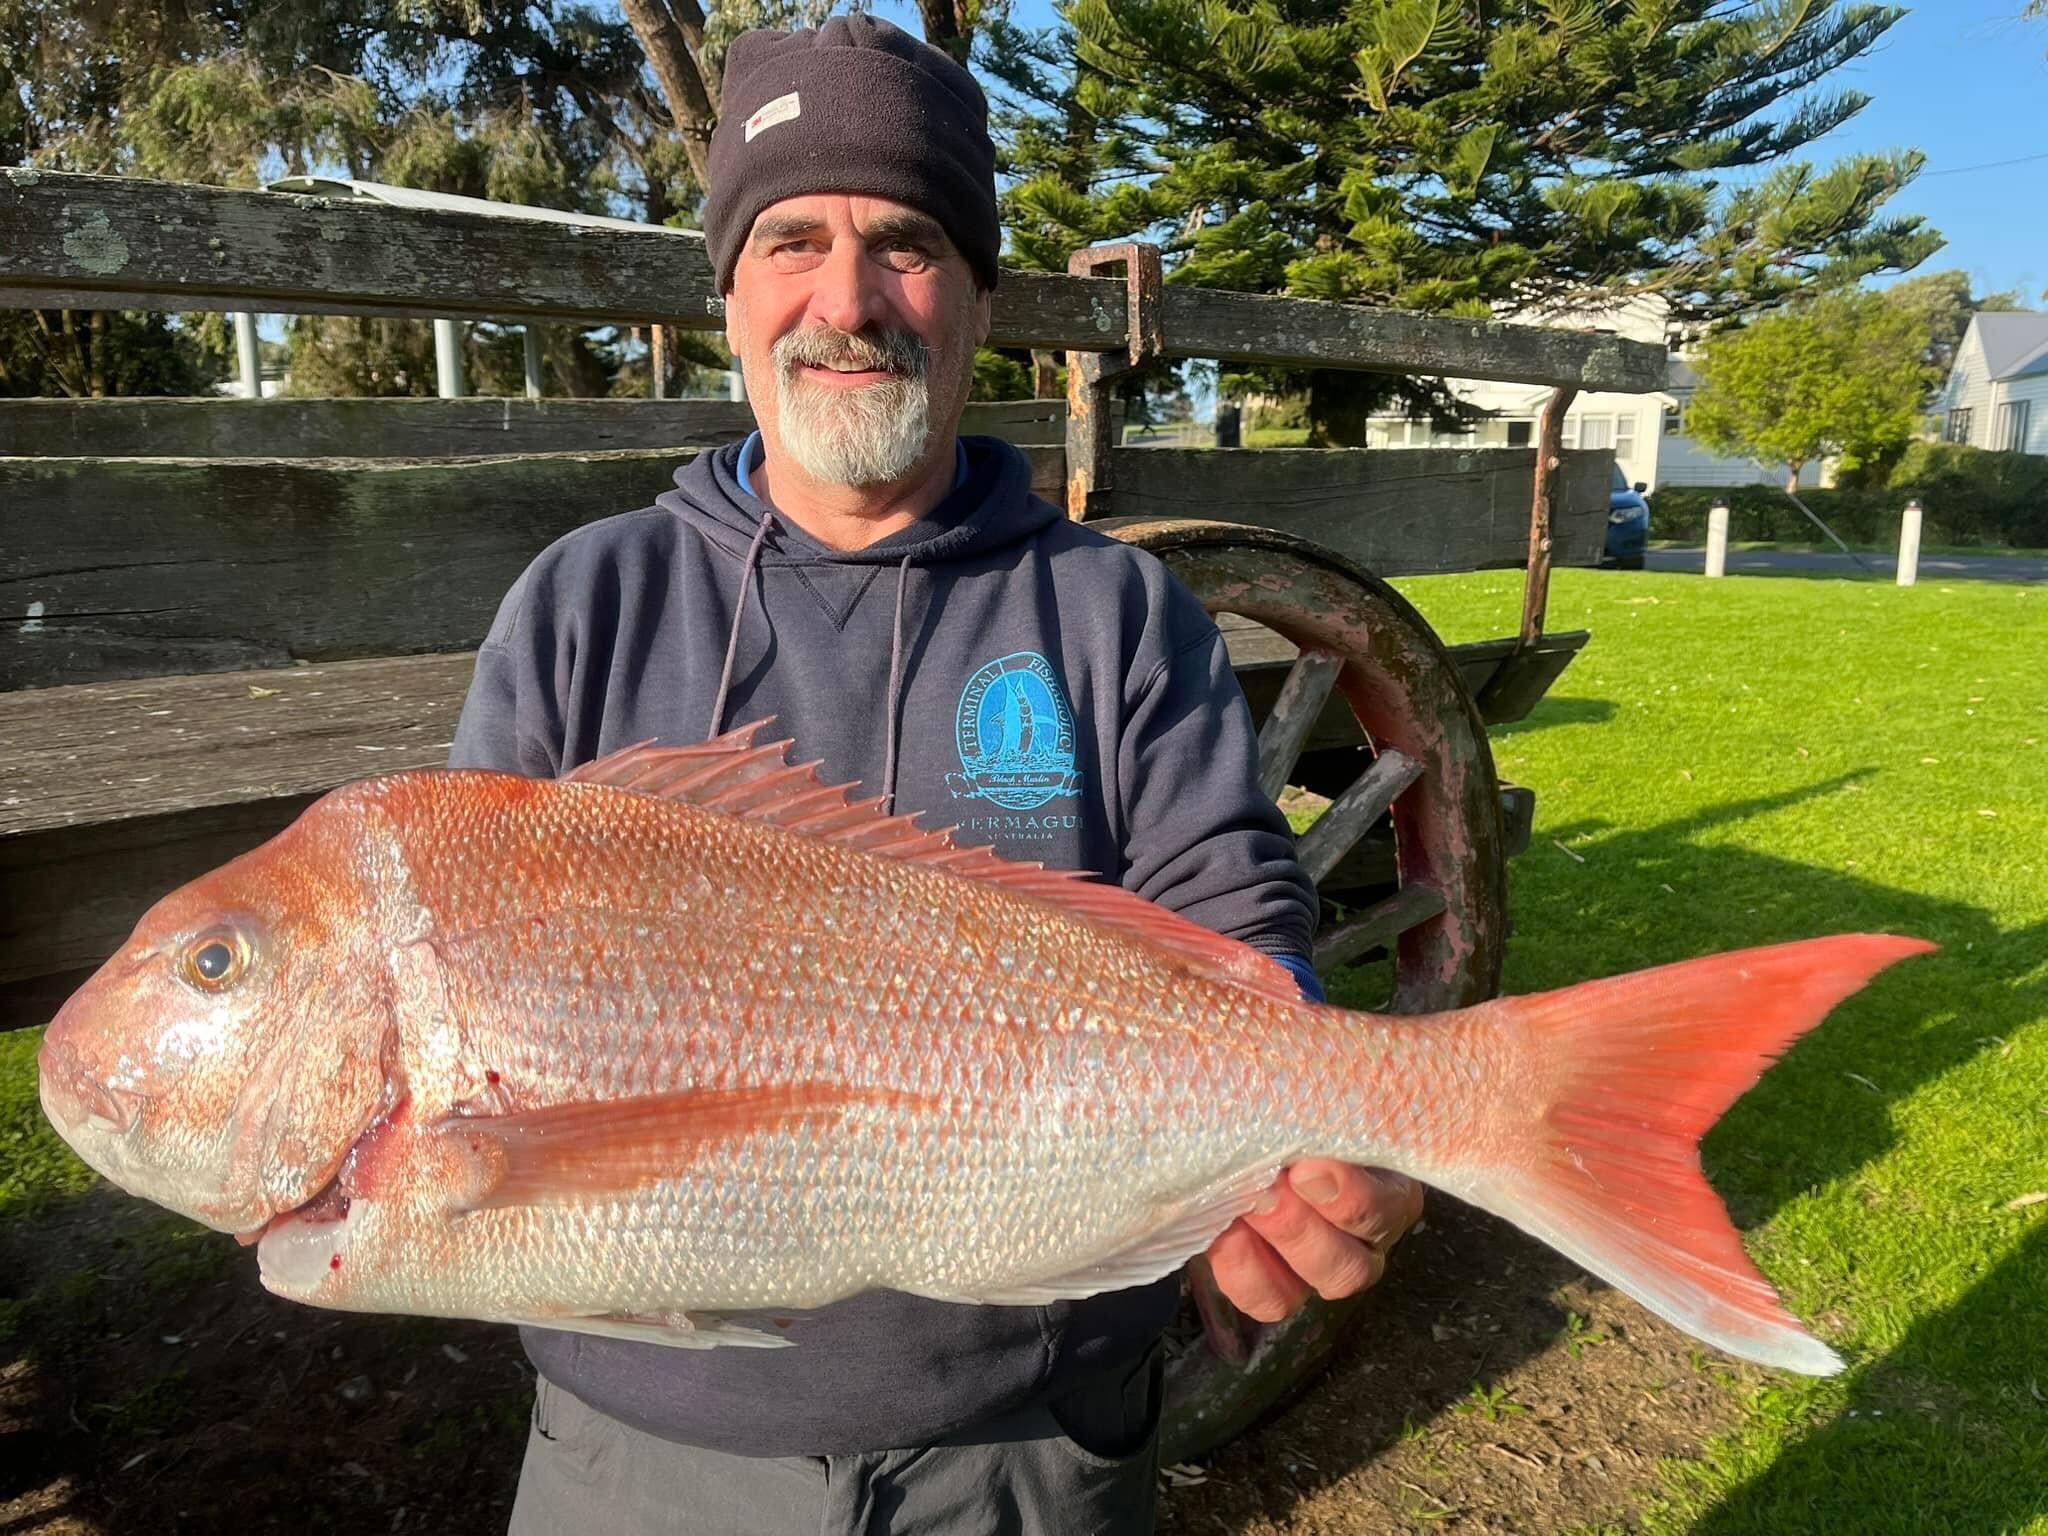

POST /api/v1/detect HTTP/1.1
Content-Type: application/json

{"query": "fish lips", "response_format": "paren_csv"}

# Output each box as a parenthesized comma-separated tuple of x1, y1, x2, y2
(254, 1194, 355, 1295)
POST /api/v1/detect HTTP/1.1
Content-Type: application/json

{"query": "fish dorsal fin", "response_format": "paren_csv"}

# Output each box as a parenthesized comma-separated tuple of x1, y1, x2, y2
(561, 721, 1306, 1003)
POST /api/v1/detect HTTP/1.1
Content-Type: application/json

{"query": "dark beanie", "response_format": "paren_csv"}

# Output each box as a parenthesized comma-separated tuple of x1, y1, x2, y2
(702, 14, 1000, 294)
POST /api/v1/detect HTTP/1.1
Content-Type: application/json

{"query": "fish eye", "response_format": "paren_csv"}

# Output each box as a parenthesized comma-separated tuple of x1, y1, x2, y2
(183, 932, 248, 992)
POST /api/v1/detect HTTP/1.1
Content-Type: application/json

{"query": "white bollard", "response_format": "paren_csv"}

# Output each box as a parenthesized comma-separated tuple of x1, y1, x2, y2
(1897, 498, 1923, 588)
(1705, 498, 1730, 578)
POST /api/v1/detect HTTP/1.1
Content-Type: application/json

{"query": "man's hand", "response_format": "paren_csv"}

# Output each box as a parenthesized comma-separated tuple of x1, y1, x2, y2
(1203, 1161, 1424, 1323)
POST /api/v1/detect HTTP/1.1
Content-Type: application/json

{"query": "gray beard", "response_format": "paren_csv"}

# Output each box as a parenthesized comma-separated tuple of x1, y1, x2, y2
(774, 364, 934, 488)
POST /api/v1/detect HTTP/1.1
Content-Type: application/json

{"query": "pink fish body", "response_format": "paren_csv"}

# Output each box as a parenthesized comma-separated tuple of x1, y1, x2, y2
(38, 723, 1931, 1370)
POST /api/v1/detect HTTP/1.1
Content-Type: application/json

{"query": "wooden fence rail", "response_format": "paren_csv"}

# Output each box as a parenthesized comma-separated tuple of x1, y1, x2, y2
(0, 170, 1667, 390)
(0, 397, 1075, 458)
(2, 444, 1607, 690)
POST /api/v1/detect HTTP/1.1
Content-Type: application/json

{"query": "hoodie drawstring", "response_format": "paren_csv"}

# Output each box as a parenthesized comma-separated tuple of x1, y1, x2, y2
(880, 554, 913, 814)
(707, 517, 916, 817)
(709, 511, 775, 740)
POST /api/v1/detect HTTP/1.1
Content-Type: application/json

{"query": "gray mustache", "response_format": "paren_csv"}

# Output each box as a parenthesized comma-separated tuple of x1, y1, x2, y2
(776, 327, 929, 378)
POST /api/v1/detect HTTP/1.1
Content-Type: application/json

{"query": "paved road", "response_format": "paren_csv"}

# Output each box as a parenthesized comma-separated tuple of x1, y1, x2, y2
(1645, 547, 2048, 584)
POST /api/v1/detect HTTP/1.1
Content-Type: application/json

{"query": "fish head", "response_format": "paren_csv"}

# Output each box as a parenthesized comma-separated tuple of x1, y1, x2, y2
(39, 787, 409, 1238)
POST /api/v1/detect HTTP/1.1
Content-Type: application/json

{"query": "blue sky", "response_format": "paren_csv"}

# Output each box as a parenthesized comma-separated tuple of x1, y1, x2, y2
(868, 0, 2047, 304)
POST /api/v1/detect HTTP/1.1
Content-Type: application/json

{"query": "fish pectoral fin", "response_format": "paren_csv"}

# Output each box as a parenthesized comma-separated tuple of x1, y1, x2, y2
(528, 1310, 798, 1350)
(914, 1161, 1289, 1307)
(436, 1084, 926, 1210)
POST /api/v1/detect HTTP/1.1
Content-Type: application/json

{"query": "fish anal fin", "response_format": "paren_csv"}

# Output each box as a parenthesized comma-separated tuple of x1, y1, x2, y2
(524, 1309, 796, 1350)
(558, 726, 1306, 1004)
(917, 1161, 1287, 1306)
(438, 1083, 916, 1210)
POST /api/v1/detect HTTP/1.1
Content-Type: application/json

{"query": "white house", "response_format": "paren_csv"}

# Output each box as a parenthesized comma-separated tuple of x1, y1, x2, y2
(1935, 311, 2048, 456)
(1357, 297, 1817, 490)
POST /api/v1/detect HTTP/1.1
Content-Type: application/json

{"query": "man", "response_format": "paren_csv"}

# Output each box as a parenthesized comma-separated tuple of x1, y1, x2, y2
(450, 15, 1421, 1532)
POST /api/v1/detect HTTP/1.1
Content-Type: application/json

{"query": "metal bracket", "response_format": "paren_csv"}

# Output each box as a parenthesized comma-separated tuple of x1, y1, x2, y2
(1513, 384, 1578, 652)
(1066, 241, 1164, 370)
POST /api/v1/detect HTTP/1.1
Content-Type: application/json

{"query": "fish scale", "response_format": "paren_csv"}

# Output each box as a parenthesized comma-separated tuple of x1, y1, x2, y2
(38, 724, 1930, 1369)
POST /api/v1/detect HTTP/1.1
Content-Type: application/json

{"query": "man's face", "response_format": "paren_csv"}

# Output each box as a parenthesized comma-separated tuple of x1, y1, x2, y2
(725, 193, 992, 488)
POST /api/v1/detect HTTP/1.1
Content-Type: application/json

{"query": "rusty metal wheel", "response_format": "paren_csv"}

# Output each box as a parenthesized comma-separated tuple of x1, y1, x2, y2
(1099, 519, 1510, 1464)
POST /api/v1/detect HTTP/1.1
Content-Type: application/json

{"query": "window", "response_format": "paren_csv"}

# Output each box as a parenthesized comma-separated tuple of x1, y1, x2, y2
(1578, 415, 1613, 451)
(1997, 400, 2032, 453)
(1614, 413, 1637, 464)
(1506, 419, 1533, 448)
(1663, 403, 1684, 436)
(1946, 407, 1974, 444)
(1560, 418, 1578, 449)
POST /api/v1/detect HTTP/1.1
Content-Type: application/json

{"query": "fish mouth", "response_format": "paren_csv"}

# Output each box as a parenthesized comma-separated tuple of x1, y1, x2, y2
(242, 1097, 407, 1291)
(252, 1175, 355, 1293)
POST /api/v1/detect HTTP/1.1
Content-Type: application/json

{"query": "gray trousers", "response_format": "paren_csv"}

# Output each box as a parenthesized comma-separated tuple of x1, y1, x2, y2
(507, 1348, 1163, 1536)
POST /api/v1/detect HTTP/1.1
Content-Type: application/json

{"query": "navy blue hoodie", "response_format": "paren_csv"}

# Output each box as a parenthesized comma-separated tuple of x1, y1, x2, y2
(448, 431, 1318, 1455)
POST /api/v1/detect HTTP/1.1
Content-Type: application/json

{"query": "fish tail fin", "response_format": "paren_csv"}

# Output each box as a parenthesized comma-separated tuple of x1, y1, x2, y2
(1451, 933, 1933, 1375)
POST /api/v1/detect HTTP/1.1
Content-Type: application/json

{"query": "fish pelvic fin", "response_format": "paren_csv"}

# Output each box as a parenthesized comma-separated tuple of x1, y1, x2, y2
(1452, 933, 1934, 1377)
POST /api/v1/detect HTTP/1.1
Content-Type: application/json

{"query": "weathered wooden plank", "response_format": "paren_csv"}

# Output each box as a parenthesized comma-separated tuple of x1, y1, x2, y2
(1228, 628, 1591, 738)
(0, 170, 1115, 350)
(0, 652, 475, 985)
(62, 398, 1070, 455)
(1254, 650, 1343, 802)
(0, 172, 1665, 389)
(1159, 289, 1661, 389)
(0, 653, 477, 838)
(1312, 883, 1447, 972)
(1312, 782, 1534, 896)
(1294, 748, 1424, 885)
(0, 445, 1067, 688)
(2, 797, 321, 987)
(0, 397, 1072, 458)
(1103, 448, 1613, 577)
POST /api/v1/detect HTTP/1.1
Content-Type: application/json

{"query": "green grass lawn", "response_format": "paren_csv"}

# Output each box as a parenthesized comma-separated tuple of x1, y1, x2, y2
(1380, 566, 2048, 1535)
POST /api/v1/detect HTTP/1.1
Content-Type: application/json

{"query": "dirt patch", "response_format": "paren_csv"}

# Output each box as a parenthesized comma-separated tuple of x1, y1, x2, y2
(0, 1187, 530, 1535)
(1160, 1198, 1749, 1534)
(3, 1190, 1744, 1534)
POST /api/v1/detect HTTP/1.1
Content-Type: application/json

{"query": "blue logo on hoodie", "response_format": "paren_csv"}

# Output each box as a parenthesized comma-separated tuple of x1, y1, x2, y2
(946, 652, 1083, 811)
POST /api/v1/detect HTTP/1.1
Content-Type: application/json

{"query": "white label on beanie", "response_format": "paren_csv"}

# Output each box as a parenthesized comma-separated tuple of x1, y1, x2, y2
(745, 91, 802, 142)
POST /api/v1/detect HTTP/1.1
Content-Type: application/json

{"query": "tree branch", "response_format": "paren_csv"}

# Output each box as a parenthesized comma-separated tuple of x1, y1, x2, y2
(621, 0, 719, 191)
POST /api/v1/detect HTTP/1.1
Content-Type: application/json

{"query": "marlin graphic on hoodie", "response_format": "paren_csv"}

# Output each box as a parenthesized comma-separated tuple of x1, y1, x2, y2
(449, 430, 1318, 1456)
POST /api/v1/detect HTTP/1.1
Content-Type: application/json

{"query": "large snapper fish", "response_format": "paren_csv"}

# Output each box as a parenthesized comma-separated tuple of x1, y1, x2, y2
(39, 722, 1929, 1372)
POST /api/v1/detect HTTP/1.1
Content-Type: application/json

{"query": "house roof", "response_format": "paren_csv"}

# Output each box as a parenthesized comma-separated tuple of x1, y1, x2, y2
(1970, 311, 2048, 380)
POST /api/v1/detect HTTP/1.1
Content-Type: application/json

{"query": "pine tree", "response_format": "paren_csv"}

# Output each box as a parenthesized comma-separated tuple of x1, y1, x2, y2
(991, 0, 1944, 442)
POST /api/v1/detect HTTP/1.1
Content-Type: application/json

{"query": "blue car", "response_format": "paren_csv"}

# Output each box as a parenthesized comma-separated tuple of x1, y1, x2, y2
(1603, 463, 1649, 569)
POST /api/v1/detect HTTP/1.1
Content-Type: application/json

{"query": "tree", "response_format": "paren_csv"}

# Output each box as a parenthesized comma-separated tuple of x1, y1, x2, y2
(1882, 269, 2025, 383)
(1684, 290, 1930, 491)
(986, 0, 1943, 443)
(2, 0, 836, 397)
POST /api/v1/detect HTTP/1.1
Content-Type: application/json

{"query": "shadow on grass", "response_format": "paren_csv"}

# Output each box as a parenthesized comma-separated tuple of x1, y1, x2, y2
(1530, 783, 2043, 1224)
(1683, 1222, 2048, 1536)
(1492, 695, 1619, 736)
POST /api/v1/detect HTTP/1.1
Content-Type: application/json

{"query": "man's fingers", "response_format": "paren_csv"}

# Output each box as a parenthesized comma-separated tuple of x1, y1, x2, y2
(1204, 1219, 1311, 1323)
(1286, 1160, 1424, 1248)
(1242, 1184, 1387, 1302)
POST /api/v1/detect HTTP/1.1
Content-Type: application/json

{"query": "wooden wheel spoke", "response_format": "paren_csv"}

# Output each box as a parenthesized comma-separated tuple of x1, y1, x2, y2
(1254, 648, 1343, 802)
(1294, 747, 1423, 886)
(1312, 884, 1448, 973)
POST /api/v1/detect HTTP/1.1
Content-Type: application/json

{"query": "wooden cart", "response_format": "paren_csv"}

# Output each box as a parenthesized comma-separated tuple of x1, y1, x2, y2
(0, 170, 1665, 1461)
